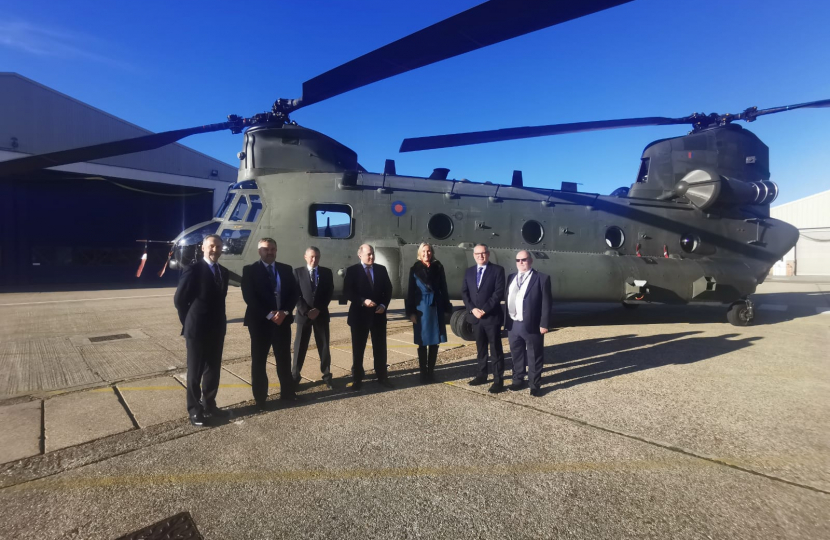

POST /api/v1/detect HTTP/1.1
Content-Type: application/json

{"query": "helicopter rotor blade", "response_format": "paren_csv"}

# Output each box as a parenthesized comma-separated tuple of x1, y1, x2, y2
(298, 0, 633, 109)
(0, 121, 238, 178)
(399, 116, 685, 152)
(738, 98, 830, 121)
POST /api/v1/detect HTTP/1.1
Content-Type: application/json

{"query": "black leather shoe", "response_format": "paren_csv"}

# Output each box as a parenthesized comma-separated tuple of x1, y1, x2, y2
(377, 378, 395, 389)
(349, 380, 363, 391)
(189, 412, 205, 427)
(202, 406, 230, 419)
(488, 381, 505, 394)
(530, 388, 543, 398)
(509, 381, 527, 392)
(323, 378, 334, 390)
(468, 376, 488, 386)
(255, 400, 268, 411)
(280, 393, 300, 402)
(419, 372, 429, 384)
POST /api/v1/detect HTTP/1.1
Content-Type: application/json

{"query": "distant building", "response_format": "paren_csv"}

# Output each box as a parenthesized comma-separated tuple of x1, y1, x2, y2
(0, 73, 238, 287)
(770, 189, 830, 276)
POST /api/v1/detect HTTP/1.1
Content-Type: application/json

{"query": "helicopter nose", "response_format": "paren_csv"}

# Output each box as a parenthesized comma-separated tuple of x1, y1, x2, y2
(169, 221, 221, 269)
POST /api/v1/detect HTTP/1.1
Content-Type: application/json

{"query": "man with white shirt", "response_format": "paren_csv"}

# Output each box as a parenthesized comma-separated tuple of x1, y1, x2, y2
(241, 238, 300, 408)
(461, 243, 507, 393)
(505, 250, 553, 397)
(173, 234, 230, 426)
(292, 247, 334, 389)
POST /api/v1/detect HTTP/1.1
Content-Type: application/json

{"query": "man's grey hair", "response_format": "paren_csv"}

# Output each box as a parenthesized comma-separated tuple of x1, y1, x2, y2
(517, 250, 533, 261)
(474, 243, 489, 252)
(258, 238, 277, 248)
(204, 234, 223, 243)
(305, 246, 321, 256)
(358, 244, 375, 256)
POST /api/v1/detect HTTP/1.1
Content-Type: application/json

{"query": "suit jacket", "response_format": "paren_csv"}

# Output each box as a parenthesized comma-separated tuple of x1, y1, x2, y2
(461, 263, 506, 327)
(344, 263, 393, 328)
(173, 259, 229, 339)
(504, 269, 553, 333)
(294, 265, 334, 324)
(241, 260, 299, 329)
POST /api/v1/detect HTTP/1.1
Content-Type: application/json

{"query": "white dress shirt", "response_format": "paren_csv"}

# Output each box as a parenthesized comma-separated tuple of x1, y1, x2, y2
(507, 270, 533, 321)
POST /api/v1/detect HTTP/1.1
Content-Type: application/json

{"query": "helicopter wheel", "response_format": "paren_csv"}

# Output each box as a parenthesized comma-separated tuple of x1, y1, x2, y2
(450, 308, 476, 341)
(727, 300, 754, 326)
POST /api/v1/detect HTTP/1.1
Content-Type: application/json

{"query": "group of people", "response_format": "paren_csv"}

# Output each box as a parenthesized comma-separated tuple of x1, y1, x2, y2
(173, 236, 552, 427)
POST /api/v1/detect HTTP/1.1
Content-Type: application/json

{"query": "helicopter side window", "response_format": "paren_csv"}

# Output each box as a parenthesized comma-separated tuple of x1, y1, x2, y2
(605, 226, 625, 249)
(521, 220, 544, 244)
(247, 195, 263, 222)
(309, 203, 353, 238)
(635, 158, 650, 183)
(229, 196, 249, 221)
(220, 229, 252, 255)
(428, 214, 454, 240)
(215, 191, 235, 219)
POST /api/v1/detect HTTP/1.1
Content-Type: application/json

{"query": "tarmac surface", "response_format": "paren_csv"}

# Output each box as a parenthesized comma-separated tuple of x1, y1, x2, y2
(0, 279, 828, 539)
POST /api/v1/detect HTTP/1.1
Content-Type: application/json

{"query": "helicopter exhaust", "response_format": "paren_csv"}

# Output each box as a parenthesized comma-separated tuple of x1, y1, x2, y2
(659, 169, 779, 210)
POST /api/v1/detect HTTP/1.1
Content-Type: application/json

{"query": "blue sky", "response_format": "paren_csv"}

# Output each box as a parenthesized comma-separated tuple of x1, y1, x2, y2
(1, 0, 828, 205)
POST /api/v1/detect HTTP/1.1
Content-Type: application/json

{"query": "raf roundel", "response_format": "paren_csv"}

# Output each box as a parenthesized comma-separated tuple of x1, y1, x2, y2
(391, 201, 407, 216)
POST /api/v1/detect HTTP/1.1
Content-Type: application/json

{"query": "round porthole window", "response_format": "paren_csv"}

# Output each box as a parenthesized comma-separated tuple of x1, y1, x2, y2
(680, 233, 700, 253)
(428, 213, 454, 239)
(605, 226, 625, 249)
(521, 220, 544, 244)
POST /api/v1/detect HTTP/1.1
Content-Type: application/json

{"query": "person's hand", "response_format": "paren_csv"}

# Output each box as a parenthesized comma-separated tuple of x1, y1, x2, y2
(363, 299, 377, 308)
(540, 327, 549, 335)
(375, 305, 386, 314)
(472, 308, 485, 319)
(409, 314, 417, 324)
(273, 311, 286, 325)
(308, 308, 320, 320)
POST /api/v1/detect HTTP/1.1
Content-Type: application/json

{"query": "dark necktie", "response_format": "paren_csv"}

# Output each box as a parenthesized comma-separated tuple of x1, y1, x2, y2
(365, 266, 374, 287)
(267, 264, 276, 289)
(476, 267, 484, 289)
(212, 264, 222, 289)
(517, 273, 525, 289)
(310, 268, 317, 293)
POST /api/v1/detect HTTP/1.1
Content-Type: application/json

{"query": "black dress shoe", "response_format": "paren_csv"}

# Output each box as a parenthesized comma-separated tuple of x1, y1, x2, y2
(203, 406, 230, 419)
(509, 381, 527, 392)
(255, 400, 268, 411)
(323, 378, 334, 390)
(468, 376, 488, 386)
(488, 381, 505, 394)
(377, 378, 395, 389)
(530, 388, 543, 398)
(189, 412, 206, 427)
(280, 393, 300, 402)
(349, 380, 363, 391)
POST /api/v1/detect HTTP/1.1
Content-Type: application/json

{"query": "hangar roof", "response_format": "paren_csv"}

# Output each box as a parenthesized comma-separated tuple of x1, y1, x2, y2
(0, 73, 237, 183)
(771, 188, 830, 229)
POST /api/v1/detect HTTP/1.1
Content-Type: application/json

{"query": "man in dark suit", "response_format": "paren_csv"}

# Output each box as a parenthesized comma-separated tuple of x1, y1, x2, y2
(343, 243, 393, 390)
(241, 238, 300, 408)
(173, 234, 230, 426)
(461, 243, 507, 394)
(505, 250, 553, 398)
(292, 246, 334, 389)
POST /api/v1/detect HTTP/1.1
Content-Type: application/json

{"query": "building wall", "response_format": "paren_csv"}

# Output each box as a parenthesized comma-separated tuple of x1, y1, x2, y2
(771, 189, 830, 276)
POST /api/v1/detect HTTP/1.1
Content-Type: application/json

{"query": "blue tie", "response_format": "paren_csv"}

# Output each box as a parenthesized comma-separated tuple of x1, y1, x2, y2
(476, 267, 483, 289)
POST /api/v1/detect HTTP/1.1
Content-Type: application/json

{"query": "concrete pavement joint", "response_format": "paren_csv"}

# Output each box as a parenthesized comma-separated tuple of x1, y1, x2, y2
(38, 400, 45, 456)
(442, 381, 830, 497)
(112, 385, 140, 430)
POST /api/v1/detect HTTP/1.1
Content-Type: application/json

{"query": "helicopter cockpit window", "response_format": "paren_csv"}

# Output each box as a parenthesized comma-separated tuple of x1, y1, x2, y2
(229, 196, 249, 221)
(605, 226, 625, 249)
(220, 229, 252, 255)
(428, 213, 454, 240)
(309, 203, 353, 238)
(229, 180, 259, 190)
(521, 220, 544, 244)
(215, 192, 235, 219)
(178, 221, 220, 247)
(635, 158, 650, 183)
(247, 195, 263, 222)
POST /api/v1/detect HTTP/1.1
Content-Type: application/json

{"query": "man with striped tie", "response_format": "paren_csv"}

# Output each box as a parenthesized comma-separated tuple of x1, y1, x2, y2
(461, 243, 507, 394)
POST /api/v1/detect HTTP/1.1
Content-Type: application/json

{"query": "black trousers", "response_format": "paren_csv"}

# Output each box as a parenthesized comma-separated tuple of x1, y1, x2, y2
(474, 321, 505, 382)
(249, 322, 293, 403)
(292, 317, 332, 382)
(350, 324, 387, 382)
(185, 334, 224, 415)
(508, 318, 545, 391)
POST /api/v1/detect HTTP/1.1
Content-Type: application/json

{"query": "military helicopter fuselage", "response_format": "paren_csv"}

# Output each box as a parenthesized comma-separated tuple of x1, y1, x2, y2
(168, 122, 799, 335)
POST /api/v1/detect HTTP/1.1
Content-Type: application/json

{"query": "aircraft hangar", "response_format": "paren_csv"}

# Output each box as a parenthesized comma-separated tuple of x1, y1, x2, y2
(0, 73, 237, 288)
(770, 188, 830, 276)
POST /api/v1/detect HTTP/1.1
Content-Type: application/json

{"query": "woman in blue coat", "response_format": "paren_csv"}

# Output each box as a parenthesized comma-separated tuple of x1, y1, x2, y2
(406, 243, 453, 383)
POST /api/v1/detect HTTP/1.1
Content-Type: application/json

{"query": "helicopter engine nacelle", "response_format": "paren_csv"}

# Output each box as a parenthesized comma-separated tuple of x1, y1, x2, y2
(669, 169, 778, 210)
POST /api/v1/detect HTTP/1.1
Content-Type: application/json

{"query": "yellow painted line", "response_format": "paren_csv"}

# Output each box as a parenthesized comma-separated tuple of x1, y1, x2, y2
(9, 457, 706, 491)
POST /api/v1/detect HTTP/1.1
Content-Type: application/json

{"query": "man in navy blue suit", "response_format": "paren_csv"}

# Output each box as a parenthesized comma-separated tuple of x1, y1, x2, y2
(505, 250, 553, 397)
(461, 243, 507, 394)
(174, 234, 229, 426)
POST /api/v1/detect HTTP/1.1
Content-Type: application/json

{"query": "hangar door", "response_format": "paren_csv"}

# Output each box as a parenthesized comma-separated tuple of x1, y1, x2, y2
(796, 229, 830, 276)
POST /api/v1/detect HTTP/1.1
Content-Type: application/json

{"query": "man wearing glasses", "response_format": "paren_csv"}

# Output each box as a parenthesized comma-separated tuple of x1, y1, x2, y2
(505, 250, 553, 397)
(461, 244, 507, 393)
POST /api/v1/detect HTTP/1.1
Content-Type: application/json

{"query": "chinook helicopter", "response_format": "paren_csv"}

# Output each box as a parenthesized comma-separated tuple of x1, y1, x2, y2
(0, 0, 818, 336)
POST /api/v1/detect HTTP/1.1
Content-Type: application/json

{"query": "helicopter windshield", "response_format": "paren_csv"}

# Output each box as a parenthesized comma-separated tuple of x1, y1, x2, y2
(178, 221, 220, 246)
(215, 192, 235, 219)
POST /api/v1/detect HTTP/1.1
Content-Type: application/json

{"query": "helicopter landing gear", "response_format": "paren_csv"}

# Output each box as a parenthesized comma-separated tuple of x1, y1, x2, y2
(727, 299, 754, 326)
(450, 308, 476, 341)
